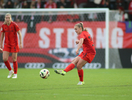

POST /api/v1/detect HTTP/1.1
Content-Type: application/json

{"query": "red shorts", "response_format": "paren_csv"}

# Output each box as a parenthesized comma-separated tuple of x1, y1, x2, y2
(3, 45, 19, 53)
(78, 52, 95, 63)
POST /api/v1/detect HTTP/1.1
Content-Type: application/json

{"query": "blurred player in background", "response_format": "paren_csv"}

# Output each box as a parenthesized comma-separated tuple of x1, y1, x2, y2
(55, 22, 96, 85)
(0, 13, 22, 78)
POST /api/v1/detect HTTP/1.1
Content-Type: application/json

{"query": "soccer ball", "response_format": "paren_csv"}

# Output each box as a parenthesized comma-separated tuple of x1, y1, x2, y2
(40, 69, 50, 79)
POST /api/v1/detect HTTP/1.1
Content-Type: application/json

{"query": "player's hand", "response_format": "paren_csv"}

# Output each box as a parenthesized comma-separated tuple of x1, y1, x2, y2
(0, 44, 3, 52)
(19, 44, 22, 50)
(76, 40, 79, 44)
(76, 49, 79, 55)
(0, 48, 3, 52)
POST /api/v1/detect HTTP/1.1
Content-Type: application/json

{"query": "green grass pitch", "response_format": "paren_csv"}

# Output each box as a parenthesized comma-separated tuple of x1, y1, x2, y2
(0, 68, 132, 100)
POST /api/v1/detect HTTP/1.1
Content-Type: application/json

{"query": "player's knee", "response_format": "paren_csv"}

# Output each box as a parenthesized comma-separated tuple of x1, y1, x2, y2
(71, 61, 77, 65)
(71, 58, 79, 65)
(12, 58, 17, 62)
(77, 63, 83, 70)
(12, 57, 17, 62)
(13, 59, 17, 62)
(3, 57, 8, 62)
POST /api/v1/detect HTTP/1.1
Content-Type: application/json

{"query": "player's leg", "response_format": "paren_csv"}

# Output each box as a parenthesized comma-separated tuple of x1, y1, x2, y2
(12, 53, 18, 78)
(64, 56, 80, 72)
(76, 57, 87, 85)
(3, 51, 14, 78)
(3, 51, 11, 69)
(54, 56, 80, 75)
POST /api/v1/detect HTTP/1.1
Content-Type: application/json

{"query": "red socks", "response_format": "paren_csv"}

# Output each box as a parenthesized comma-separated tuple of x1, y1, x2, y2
(13, 61, 18, 74)
(64, 63, 75, 72)
(4, 60, 12, 71)
(4, 61, 18, 74)
(78, 69, 84, 82)
(63, 63, 84, 82)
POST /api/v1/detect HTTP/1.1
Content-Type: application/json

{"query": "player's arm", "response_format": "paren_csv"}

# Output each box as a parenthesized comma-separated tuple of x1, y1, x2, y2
(0, 32, 5, 48)
(17, 30, 22, 49)
(76, 38, 84, 55)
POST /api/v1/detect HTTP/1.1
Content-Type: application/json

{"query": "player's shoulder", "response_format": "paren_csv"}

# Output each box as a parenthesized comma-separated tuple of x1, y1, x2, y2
(1, 23, 6, 27)
(11, 21, 17, 24)
(82, 31, 88, 35)
(1, 23, 5, 31)
(11, 21, 18, 26)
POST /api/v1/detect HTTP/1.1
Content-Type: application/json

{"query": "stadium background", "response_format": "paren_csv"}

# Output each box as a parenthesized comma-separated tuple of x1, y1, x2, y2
(0, 0, 132, 69)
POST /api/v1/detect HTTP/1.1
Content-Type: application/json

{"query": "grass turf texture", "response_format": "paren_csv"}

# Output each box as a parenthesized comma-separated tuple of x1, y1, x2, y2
(0, 69, 132, 100)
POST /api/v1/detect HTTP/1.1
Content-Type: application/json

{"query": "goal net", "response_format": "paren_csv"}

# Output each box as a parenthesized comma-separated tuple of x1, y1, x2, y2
(0, 8, 123, 69)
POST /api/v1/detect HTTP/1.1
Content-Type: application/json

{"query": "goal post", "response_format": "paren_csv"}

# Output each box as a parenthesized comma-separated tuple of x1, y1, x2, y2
(0, 8, 110, 69)
(105, 8, 109, 69)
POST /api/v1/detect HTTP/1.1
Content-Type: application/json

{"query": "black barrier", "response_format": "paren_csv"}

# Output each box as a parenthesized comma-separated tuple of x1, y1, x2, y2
(0, 49, 105, 69)
(119, 49, 132, 68)
(1, 49, 132, 68)
(0, 62, 102, 69)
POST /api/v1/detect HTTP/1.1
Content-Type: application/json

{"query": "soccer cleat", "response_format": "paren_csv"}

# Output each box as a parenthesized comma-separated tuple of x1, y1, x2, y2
(77, 81, 85, 85)
(7, 70, 14, 78)
(54, 70, 66, 76)
(12, 74, 17, 79)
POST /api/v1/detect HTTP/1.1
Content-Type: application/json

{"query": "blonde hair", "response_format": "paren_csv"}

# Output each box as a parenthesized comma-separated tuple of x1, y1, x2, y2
(4, 13, 13, 24)
(75, 22, 87, 31)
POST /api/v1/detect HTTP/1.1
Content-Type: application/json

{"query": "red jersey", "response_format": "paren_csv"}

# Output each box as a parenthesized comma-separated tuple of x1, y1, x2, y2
(45, 2, 57, 8)
(1, 22, 20, 46)
(78, 31, 96, 54)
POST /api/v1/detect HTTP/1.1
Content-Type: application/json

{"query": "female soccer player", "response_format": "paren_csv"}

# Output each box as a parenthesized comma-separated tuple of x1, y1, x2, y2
(0, 13, 22, 78)
(54, 22, 96, 85)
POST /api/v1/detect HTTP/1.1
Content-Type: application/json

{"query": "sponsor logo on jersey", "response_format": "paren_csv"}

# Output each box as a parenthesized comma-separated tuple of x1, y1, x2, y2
(5, 30, 14, 32)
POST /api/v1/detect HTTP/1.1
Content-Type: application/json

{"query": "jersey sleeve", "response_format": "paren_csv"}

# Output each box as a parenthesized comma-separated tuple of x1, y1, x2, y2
(1, 26, 4, 32)
(14, 23, 20, 32)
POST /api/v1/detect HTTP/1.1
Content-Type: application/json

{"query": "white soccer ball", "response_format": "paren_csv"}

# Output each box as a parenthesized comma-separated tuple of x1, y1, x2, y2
(40, 69, 50, 79)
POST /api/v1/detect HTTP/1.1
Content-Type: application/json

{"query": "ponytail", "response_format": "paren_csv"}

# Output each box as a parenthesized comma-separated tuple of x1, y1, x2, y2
(84, 28, 88, 31)
(75, 22, 88, 32)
